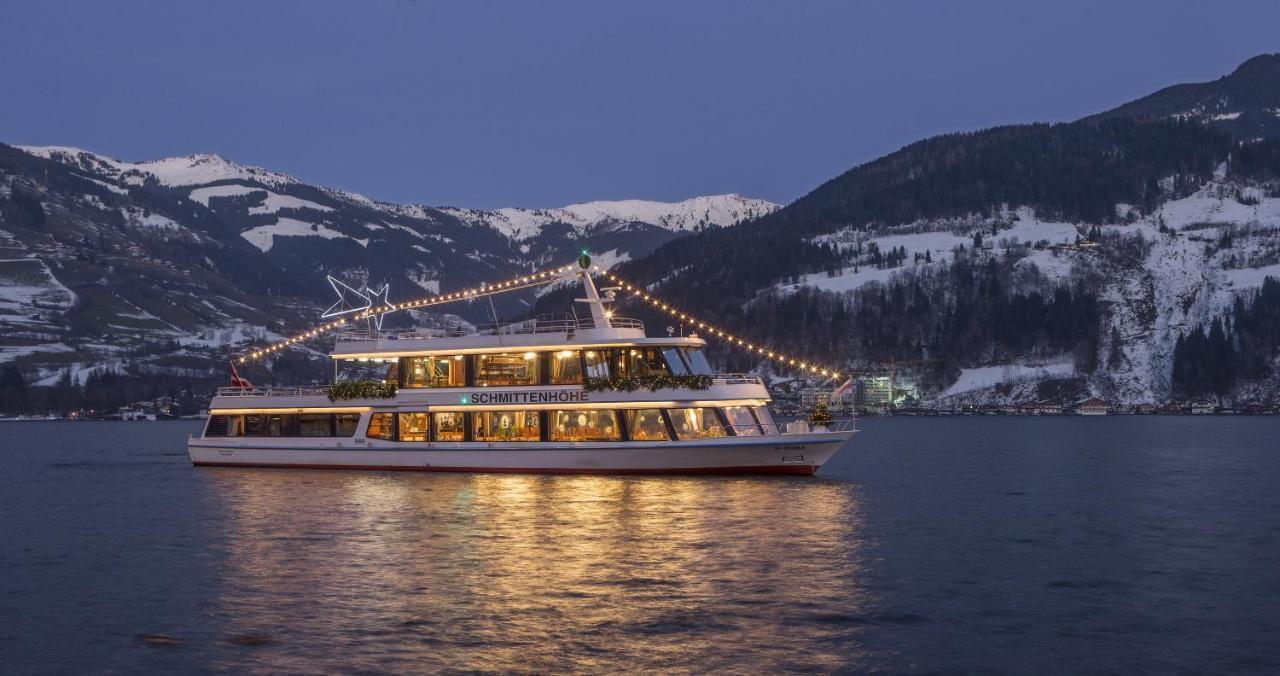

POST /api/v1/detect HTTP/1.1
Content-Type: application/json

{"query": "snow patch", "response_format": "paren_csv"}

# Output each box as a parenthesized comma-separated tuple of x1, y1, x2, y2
(240, 219, 355, 253)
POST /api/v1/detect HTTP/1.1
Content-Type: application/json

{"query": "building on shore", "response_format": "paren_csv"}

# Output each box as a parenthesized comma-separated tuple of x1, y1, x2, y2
(1076, 397, 1110, 416)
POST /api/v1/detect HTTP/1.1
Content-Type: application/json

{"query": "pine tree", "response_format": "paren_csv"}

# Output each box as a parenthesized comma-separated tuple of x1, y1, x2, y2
(809, 397, 833, 426)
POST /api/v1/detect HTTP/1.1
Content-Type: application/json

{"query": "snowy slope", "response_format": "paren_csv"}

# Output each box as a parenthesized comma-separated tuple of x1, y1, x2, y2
(17, 146, 297, 187)
(442, 194, 778, 240)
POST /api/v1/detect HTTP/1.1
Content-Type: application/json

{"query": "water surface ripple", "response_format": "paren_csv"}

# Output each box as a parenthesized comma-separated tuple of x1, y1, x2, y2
(2, 418, 1277, 673)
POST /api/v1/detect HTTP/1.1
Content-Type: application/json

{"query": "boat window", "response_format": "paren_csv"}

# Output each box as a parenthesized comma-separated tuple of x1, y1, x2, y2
(627, 347, 669, 377)
(397, 412, 429, 442)
(226, 415, 245, 436)
(205, 415, 228, 436)
(680, 348, 714, 375)
(550, 350, 583, 385)
(722, 406, 762, 436)
(625, 409, 670, 441)
(298, 414, 332, 437)
(335, 413, 360, 437)
(666, 407, 726, 440)
(610, 349, 630, 377)
(367, 413, 396, 440)
(244, 414, 265, 436)
(475, 352, 540, 386)
(583, 350, 610, 379)
(473, 410, 540, 442)
(550, 410, 621, 442)
(751, 406, 779, 435)
(662, 347, 690, 375)
(403, 355, 465, 388)
(433, 412, 466, 441)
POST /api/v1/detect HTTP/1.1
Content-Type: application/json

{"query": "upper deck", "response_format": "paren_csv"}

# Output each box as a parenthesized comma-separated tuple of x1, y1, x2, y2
(331, 313, 705, 359)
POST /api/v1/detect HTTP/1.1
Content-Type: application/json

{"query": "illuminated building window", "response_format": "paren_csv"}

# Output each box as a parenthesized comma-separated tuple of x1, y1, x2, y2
(666, 407, 726, 440)
(432, 412, 466, 441)
(625, 409, 669, 441)
(550, 409, 620, 442)
(367, 412, 395, 440)
(473, 410, 540, 442)
(722, 406, 762, 436)
(475, 352, 540, 386)
(402, 355, 465, 388)
(397, 412, 429, 442)
(550, 350, 583, 385)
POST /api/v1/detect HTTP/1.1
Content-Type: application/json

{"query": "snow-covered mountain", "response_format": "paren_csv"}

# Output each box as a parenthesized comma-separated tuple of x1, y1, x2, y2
(440, 194, 776, 241)
(0, 141, 775, 410)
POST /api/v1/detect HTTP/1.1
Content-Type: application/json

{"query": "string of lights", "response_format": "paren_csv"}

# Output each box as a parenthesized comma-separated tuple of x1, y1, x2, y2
(237, 263, 578, 363)
(594, 267, 843, 379)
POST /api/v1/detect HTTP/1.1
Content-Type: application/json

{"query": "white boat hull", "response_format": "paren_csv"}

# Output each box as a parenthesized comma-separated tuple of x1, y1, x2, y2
(187, 432, 851, 475)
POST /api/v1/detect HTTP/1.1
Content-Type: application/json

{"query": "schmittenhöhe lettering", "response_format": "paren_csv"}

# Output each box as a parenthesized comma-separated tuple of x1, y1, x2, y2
(468, 390, 590, 405)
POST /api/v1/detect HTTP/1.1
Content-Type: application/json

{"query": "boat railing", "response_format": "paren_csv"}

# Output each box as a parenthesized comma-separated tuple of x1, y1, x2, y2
(334, 313, 644, 342)
(712, 373, 763, 385)
(215, 386, 331, 397)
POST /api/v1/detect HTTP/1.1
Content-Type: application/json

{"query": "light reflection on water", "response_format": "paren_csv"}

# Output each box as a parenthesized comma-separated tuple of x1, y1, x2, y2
(208, 471, 869, 673)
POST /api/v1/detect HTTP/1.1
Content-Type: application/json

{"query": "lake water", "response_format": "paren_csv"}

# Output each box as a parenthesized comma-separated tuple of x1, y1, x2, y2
(2, 418, 1278, 674)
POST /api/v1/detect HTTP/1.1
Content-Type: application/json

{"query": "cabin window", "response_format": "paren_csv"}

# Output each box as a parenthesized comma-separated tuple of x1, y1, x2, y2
(550, 350, 583, 384)
(583, 350, 610, 379)
(722, 406, 762, 436)
(625, 409, 670, 441)
(627, 348, 669, 377)
(335, 413, 360, 436)
(680, 348, 714, 375)
(473, 410, 540, 442)
(475, 352, 540, 386)
(244, 414, 265, 436)
(205, 415, 228, 436)
(662, 348, 690, 375)
(550, 409, 621, 442)
(402, 355, 466, 388)
(397, 412, 429, 442)
(298, 414, 333, 437)
(667, 407, 726, 440)
(226, 415, 245, 436)
(433, 412, 466, 441)
(367, 413, 396, 440)
(751, 406, 779, 435)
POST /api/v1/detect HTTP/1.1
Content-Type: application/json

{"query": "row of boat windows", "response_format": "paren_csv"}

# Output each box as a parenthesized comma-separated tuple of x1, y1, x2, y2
(394, 347, 714, 388)
(205, 406, 777, 442)
(204, 413, 362, 437)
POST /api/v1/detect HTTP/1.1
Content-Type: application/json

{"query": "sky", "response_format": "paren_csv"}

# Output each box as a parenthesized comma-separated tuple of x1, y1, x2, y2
(3, 0, 1279, 209)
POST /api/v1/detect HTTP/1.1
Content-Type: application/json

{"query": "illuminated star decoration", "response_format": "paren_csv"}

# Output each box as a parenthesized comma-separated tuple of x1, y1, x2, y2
(364, 283, 397, 331)
(321, 275, 372, 319)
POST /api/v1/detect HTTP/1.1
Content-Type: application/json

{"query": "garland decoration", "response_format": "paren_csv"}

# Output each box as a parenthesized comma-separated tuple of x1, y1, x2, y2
(584, 374, 713, 393)
(328, 379, 398, 401)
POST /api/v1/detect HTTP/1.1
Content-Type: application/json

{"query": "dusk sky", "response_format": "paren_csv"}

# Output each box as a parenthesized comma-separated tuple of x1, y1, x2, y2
(4, 0, 1279, 209)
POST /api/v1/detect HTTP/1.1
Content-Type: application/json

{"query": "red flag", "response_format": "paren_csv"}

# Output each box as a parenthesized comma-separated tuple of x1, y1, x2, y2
(229, 363, 254, 389)
(831, 377, 854, 399)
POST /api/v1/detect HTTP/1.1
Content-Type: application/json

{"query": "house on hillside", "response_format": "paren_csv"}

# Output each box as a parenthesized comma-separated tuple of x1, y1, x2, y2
(1190, 400, 1217, 415)
(1076, 397, 1110, 416)
(1034, 401, 1063, 415)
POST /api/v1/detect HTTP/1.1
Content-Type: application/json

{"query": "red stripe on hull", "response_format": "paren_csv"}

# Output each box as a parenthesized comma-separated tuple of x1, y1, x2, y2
(191, 461, 820, 476)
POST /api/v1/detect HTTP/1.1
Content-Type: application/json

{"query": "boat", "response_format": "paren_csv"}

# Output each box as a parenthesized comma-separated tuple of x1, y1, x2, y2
(187, 261, 854, 475)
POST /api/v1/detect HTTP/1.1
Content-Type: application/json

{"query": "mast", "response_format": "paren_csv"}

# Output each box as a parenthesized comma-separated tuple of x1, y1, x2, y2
(573, 251, 613, 329)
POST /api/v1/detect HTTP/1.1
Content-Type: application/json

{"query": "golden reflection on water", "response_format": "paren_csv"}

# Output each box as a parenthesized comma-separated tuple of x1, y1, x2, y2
(204, 470, 869, 672)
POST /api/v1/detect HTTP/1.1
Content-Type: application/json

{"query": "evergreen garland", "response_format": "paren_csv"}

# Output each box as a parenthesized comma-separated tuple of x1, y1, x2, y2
(583, 374, 714, 393)
(328, 379, 398, 401)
